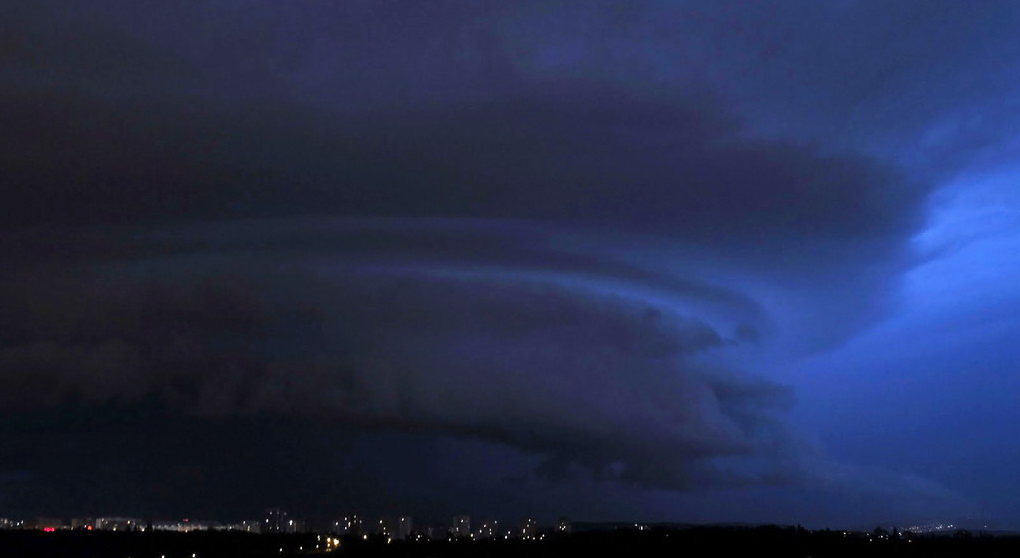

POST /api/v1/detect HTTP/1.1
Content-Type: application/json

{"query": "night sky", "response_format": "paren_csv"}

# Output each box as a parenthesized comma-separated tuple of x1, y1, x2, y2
(3, 1, 1020, 529)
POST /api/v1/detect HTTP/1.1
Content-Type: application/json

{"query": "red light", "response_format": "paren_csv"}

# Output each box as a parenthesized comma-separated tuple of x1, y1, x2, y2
(43, 527, 55, 532)
(87, 526, 93, 531)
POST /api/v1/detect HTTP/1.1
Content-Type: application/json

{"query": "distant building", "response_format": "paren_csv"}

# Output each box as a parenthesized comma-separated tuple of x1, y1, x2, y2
(518, 517, 538, 539)
(263, 508, 287, 533)
(451, 515, 471, 538)
(33, 518, 65, 531)
(374, 517, 394, 536)
(555, 517, 572, 534)
(70, 518, 95, 530)
(422, 522, 447, 540)
(904, 522, 957, 534)
(95, 517, 143, 532)
(240, 519, 262, 534)
(396, 516, 413, 540)
(0, 518, 25, 530)
(216, 521, 257, 533)
(334, 514, 363, 535)
(151, 519, 213, 532)
(475, 519, 499, 540)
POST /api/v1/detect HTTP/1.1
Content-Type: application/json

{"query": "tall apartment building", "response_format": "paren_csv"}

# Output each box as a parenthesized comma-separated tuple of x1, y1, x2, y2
(451, 515, 470, 538)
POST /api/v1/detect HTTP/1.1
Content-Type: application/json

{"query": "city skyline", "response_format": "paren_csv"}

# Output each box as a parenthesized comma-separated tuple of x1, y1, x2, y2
(0, 508, 571, 539)
(0, 508, 977, 538)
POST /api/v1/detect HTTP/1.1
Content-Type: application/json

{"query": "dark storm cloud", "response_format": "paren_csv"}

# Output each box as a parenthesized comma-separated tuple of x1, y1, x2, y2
(0, 0, 960, 517)
(0, 81, 922, 251)
(0, 255, 794, 491)
(0, 67, 922, 355)
(2, 1, 926, 250)
(692, 0, 1020, 165)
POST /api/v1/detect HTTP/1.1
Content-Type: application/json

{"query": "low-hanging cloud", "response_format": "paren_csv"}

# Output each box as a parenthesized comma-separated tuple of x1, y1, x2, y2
(0, 247, 799, 491)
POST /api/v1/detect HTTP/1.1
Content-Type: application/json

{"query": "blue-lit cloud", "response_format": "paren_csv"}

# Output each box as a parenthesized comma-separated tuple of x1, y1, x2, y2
(4, 0, 1020, 526)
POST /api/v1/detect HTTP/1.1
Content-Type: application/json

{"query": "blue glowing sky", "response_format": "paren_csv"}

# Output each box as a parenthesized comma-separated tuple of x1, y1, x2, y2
(2, 1, 1020, 529)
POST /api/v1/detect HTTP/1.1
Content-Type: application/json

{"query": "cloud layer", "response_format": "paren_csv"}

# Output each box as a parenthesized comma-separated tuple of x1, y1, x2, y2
(1, 239, 799, 491)
(0, 0, 984, 522)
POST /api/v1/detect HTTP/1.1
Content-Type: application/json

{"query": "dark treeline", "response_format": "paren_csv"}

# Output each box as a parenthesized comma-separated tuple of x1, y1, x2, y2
(1, 525, 1018, 558)
(0, 530, 318, 558)
(341, 527, 1020, 558)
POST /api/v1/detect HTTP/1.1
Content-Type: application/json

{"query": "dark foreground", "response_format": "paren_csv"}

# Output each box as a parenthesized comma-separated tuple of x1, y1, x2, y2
(1, 526, 1018, 558)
